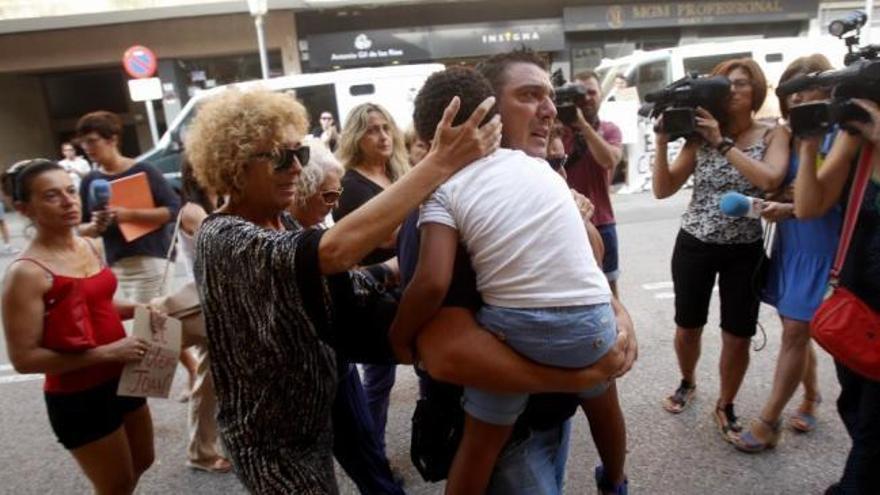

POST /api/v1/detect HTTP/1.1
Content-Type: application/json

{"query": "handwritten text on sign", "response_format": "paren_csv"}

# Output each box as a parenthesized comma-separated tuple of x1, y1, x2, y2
(118, 306, 182, 398)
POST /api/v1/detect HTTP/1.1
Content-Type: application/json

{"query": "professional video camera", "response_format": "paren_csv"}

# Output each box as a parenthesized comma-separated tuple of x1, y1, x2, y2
(551, 69, 587, 125)
(776, 10, 880, 137)
(639, 74, 731, 140)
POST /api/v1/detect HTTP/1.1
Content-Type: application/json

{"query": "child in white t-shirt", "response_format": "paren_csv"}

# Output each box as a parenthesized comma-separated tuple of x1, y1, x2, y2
(390, 67, 627, 494)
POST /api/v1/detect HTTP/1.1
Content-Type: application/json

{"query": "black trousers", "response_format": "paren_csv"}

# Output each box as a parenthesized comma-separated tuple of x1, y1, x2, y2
(833, 361, 880, 494)
(332, 364, 405, 495)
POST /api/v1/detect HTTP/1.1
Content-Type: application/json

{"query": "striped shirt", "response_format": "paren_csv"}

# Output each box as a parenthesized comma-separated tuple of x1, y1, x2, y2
(195, 213, 338, 494)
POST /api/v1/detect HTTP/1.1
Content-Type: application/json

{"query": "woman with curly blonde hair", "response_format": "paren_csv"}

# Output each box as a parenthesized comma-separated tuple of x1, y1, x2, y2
(185, 88, 500, 494)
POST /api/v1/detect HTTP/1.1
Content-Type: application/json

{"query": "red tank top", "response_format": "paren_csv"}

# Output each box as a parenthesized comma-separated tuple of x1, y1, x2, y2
(19, 244, 127, 394)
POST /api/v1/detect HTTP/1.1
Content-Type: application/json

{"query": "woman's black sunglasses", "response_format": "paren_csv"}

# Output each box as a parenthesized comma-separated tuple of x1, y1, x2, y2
(547, 154, 569, 170)
(252, 146, 310, 172)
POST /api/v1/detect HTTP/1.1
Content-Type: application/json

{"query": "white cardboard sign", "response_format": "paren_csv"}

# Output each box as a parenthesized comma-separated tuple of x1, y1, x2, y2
(118, 306, 182, 398)
(128, 77, 162, 102)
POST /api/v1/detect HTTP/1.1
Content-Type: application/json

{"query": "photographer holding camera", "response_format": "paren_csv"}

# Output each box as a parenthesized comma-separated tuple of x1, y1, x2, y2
(794, 97, 880, 495)
(653, 58, 789, 442)
(562, 70, 624, 295)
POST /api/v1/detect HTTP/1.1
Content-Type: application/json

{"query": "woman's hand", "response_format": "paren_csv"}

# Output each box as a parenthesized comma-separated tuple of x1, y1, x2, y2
(653, 116, 669, 147)
(694, 107, 723, 147)
(100, 336, 150, 363)
(428, 96, 502, 174)
(91, 209, 114, 233)
(850, 99, 880, 145)
(761, 201, 794, 223)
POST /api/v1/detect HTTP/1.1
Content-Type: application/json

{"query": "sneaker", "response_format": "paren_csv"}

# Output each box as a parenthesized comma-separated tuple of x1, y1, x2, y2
(595, 465, 628, 495)
(714, 403, 743, 443)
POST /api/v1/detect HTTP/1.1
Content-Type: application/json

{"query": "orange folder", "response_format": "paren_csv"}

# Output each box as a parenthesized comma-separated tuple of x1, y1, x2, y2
(109, 172, 162, 242)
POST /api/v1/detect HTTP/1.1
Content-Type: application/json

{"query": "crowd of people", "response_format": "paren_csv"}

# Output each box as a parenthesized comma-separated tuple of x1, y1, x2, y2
(1, 46, 878, 495)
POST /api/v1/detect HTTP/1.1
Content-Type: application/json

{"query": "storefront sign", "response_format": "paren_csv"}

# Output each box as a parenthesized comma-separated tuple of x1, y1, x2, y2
(564, 0, 818, 31)
(307, 19, 564, 69)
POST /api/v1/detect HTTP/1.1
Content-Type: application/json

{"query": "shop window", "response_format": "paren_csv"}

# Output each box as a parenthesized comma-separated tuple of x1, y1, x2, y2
(42, 68, 129, 119)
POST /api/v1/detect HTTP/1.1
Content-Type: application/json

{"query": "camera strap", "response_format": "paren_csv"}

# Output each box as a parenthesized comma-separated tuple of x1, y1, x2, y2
(830, 142, 875, 284)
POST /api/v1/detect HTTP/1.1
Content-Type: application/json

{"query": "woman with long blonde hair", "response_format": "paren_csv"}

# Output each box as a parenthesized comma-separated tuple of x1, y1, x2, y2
(333, 102, 409, 461)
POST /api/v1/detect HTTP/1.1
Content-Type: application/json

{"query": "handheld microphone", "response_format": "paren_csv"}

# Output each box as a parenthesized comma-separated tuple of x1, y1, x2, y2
(719, 191, 763, 219)
(89, 179, 111, 210)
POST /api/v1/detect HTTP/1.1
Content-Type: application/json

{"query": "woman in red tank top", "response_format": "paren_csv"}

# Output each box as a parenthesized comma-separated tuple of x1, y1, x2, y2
(1, 159, 155, 494)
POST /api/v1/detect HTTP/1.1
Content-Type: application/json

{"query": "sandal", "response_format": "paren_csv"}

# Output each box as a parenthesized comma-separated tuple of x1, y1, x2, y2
(187, 457, 233, 473)
(662, 380, 696, 414)
(713, 403, 743, 443)
(790, 395, 822, 433)
(733, 418, 782, 453)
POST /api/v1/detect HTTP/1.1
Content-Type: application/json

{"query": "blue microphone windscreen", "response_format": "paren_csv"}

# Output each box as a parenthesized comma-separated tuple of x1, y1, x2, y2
(89, 179, 111, 207)
(719, 191, 750, 217)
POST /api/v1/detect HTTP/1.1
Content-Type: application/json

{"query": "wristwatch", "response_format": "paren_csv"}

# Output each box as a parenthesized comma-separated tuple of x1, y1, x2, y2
(716, 137, 735, 155)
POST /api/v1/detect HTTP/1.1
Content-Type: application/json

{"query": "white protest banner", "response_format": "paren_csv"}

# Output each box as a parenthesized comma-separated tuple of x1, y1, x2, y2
(118, 306, 182, 398)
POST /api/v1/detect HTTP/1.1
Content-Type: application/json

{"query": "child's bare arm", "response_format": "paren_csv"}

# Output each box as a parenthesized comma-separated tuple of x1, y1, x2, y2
(389, 223, 459, 364)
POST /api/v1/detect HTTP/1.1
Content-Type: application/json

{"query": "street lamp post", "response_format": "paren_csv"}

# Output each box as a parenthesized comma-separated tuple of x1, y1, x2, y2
(247, 0, 269, 79)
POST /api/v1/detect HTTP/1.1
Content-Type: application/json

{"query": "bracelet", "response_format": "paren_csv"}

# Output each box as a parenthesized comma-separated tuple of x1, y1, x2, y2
(716, 137, 735, 156)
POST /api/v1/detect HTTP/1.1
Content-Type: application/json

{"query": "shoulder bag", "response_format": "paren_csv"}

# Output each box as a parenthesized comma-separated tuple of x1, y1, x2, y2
(151, 211, 205, 347)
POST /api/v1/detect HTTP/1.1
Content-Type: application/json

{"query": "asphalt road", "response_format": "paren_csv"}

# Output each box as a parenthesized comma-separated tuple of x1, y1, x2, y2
(0, 190, 848, 494)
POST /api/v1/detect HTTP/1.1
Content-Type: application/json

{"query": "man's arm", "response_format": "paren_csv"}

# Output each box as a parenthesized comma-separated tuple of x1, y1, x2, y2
(610, 296, 637, 377)
(389, 223, 458, 364)
(574, 109, 622, 171)
(416, 308, 624, 394)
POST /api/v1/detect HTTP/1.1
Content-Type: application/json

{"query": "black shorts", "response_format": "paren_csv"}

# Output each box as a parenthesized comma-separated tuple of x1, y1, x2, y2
(671, 229, 765, 338)
(44, 377, 147, 450)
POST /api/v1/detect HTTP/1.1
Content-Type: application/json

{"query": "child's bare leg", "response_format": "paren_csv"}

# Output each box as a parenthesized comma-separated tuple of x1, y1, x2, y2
(581, 381, 627, 488)
(445, 413, 513, 495)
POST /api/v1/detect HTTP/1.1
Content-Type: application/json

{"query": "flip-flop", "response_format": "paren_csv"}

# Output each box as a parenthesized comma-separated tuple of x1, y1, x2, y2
(187, 457, 233, 474)
(663, 380, 696, 414)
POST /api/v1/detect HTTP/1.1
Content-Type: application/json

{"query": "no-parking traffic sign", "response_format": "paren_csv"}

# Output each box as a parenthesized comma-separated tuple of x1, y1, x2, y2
(123, 45, 157, 79)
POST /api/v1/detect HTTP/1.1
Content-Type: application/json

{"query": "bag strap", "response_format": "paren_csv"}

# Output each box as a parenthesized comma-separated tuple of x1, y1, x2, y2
(830, 142, 875, 282)
(160, 210, 184, 296)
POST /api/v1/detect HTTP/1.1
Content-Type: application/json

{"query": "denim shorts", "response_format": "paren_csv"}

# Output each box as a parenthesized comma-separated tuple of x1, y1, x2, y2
(463, 302, 617, 425)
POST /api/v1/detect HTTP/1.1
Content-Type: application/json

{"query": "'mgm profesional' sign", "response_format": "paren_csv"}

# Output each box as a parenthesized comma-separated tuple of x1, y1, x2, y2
(564, 0, 818, 31)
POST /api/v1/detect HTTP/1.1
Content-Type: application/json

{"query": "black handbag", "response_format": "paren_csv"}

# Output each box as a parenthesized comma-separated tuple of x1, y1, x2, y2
(326, 266, 398, 365)
(410, 376, 464, 482)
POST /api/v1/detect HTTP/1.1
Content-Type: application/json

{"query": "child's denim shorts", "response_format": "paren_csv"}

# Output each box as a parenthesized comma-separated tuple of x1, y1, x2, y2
(463, 302, 617, 426)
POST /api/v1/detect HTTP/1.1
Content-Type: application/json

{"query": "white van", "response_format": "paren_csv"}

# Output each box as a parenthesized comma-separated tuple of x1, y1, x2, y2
(138, 63, 445, 185)
(593, 37, 847, 192)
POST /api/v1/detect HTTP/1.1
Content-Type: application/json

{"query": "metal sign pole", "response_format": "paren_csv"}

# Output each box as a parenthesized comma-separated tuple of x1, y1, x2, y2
(255, 15, 269, 79)
(144, 100, 159, 146)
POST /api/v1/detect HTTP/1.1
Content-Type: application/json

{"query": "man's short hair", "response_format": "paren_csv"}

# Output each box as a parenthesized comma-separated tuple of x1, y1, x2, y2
(476, 49, 548, 95)
(412, 67, 497, 142)
(574, 70, 600, 85)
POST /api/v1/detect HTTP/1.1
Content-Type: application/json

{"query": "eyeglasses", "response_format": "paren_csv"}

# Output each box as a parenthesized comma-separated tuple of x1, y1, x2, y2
(320, 116, 333, 121)
(547, 155, 569, 170)
(730, 79, 752, 90)
(252, 146, 310, 172)
(320, 188, 344, 205)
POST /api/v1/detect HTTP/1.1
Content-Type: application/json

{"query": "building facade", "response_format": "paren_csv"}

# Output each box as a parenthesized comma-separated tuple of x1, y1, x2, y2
(0, 0, 875, 166)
